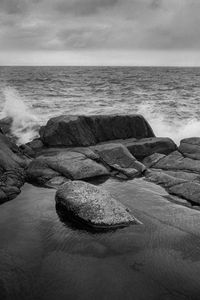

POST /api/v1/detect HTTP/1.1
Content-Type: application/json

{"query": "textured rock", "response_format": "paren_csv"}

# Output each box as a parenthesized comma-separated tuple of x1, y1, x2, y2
(0, 133, 27, 203)
(160, 170, 200, 183)
(153, 150, 200, 173)
(91, 143, 146, 178)
(142, 153, 166, 168)
(145, 169, 186, 189)
(0, 117, 12, 135)
(40, 114, 155, 147)
(27, 149, 109, 186)
(56, 180, 140, 229)
(179, 137, 200, 160)
(122, 137, 177, 160)
(169, 182, 200, 205)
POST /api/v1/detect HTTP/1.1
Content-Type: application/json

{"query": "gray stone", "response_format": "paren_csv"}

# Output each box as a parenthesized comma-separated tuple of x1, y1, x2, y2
(122, 137, 177, 159)
(40, 114, 155, 147)
(153, 150, 200, 173)
(91, 143, 146, 175)
(27, 149, 109, 186)
(56, 181, 140, 229)
(179, 137, 200, 160)
(142, 153, 166, 168)
(145, 169, 186, 189)
(169, 181, 200, 205)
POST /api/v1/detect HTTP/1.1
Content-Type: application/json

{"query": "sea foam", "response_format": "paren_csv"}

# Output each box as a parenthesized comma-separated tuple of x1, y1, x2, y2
(137, 103, 200, 145)
(1, 87, 39, 144)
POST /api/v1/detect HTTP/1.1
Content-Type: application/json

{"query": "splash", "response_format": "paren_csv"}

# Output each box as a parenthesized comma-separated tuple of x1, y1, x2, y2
(137, 103, 200, 145)
(1, 87, 39, 144)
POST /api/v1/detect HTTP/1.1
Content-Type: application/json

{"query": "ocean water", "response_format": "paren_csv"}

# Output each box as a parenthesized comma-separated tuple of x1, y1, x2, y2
(0, 66, 200, 144)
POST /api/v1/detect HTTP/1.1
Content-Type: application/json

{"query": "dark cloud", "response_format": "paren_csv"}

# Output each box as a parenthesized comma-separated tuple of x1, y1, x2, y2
(0, 0, 200, 54)
(54, 0, 119, 16)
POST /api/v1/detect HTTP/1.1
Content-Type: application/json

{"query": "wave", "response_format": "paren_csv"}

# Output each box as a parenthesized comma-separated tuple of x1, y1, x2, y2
(137, 103, 200, 145)
(1, 88, 200, 146)
(1, 87, 39, 144)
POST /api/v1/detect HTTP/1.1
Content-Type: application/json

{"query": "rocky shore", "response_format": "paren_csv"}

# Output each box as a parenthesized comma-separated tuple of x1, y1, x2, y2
(1, 113, 200, 229)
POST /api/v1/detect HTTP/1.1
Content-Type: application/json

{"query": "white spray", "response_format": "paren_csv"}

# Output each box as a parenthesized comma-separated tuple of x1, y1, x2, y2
(137, 103, 200, 146)
(1, 87, 39, 144)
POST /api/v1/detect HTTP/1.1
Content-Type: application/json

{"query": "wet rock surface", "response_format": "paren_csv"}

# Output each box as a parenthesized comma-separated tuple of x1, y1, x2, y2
(56, 180, 140, 229)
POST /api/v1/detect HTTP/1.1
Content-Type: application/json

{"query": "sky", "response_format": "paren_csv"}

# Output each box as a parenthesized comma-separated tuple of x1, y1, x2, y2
(0, 0, 200, 66)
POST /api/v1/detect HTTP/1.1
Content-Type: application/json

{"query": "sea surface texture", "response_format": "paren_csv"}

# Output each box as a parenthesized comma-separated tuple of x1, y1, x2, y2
(0, 66, 200, 143)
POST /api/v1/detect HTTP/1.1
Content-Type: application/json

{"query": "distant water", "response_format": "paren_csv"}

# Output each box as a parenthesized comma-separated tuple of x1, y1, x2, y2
(1, 66, 200, 144)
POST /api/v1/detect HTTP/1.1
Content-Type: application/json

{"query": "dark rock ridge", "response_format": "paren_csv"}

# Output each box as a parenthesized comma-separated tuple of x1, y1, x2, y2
(39, 114, 155, 147)
(0, 133, 28, 203)
(56, 180, 140, 229)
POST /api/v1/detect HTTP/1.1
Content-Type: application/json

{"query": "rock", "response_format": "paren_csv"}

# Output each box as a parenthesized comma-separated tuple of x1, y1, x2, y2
(40, 114, 155, 147)
(45, 176, 70, 189)
(27, 149, 109, 186)
(0, 117, 12, 135)
(55, 180, 140, 229)
(91, 143, 146, 177)
(160, 170, 200, 183)
(145, 169, 186, 188)
(168, 182, 200, 205)
(122, 137, 177, 160)
(27, 159, 61, 185)
(179, 137, 200, 160)
(0, 133, 27, 203)
(153, 150, 200, 173)
(142, 153, 166, 168)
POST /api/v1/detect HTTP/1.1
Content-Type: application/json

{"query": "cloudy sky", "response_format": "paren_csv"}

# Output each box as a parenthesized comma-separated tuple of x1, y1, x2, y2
(0, 0, 200, 66)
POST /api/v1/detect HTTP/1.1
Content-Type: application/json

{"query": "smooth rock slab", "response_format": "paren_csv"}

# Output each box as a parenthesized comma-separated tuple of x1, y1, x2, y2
(56, 181, 140, 229)
(153, 151, 200, 173)
(27, 150, 109, 185)
(91, 143, 146, 178)
(169, 182, 200, 205)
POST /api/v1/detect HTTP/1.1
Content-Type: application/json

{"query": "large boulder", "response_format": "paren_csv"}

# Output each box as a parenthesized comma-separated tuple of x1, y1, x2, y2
(27, 149, 109, 186)
(40, 114, 155, 147)
(55, 181, 140, 229)
(121, 137, 177, 160)
(179, 137, 200, 160)
(0, 133, 27, 203)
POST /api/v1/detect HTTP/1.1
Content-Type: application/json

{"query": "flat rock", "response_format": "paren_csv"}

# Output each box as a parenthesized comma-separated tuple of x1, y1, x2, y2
(55, 180, 140, 229)
(27, 149, 109, 186)
(40, 114, 155, 147)
(91, 143, 146, 178)
(169, 181, 200, 205)
(145, 169, 186, 189)
(121, 137, 176, 159)
(160, 170, 200, 183)
(179, 137, 200, 160)
(153, 150, 200, 173)
(142, 153, 166, 168)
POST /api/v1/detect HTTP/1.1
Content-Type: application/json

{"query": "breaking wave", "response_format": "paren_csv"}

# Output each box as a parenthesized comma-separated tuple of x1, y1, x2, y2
(1, 87, 39, 144)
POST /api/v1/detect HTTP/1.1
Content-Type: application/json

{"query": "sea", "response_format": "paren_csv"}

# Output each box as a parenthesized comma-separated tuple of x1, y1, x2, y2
(0, 66, 200, 144)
